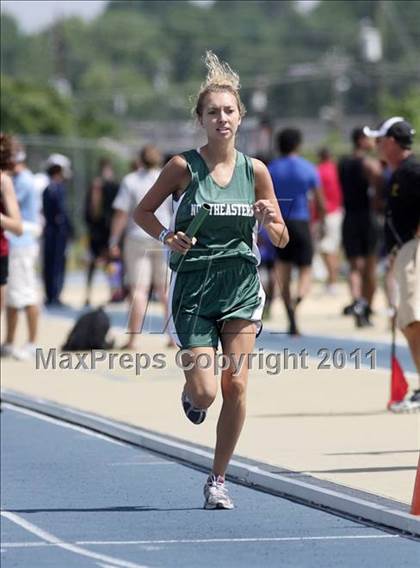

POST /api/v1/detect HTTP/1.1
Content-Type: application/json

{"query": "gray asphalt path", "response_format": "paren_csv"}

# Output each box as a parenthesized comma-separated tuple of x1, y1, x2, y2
(1, 405, 418, 567)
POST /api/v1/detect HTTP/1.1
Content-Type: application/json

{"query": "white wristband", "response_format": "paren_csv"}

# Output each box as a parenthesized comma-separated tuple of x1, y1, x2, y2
(158, 228, 171, 243)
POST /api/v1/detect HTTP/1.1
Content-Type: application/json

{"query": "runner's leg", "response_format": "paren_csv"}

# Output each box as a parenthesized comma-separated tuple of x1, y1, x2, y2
(212, 319, 257, 477)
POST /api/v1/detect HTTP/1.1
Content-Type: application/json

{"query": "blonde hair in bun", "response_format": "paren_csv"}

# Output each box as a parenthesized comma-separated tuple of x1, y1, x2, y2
(193, 51, 246, 118)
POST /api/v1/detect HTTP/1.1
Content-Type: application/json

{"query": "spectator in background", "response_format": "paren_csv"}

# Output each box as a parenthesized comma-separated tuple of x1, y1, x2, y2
(34, 153, 71, 199)
(3, 145, 41, 360)
(42, 155, 72, 308)
(315, 147, 343, 294)
(0, 133, 22, 313)
(269, 128, 325, 335)
(255, 152, 276, 319)
(84, 158, 119, 306)
(364, 117, 420, 412)
(378, 159, 398, 327)
(338, 128, 383, 327)
(255, 115, 274, 164)
(258, 225, 277, 319)
(109, 145, 172, 350)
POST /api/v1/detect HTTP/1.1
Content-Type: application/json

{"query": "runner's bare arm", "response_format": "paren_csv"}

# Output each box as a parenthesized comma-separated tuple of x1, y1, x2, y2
(0, 173, 23, 236)
(108, 209, 129, 257)
(363, 156, 384, 211)
(313, 186, 326, 221)
(252, 158, 289, 248)
(133, 155, 194, 254)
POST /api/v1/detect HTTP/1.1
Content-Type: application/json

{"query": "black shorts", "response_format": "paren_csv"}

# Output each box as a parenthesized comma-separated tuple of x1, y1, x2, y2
(0, 254, 8, 286)
(275, 220, 313, 267)
(89, 237, 108, 259)
(260, 259, 275, 270)
(342, 211, 379, 259)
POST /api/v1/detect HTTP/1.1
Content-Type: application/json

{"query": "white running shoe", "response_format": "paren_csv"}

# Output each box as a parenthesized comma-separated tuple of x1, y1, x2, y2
(203, 474, 234, 510)
(0, 343, 27, 361)
(0, 343, 13, 358)
(21, 343, 37, 359)
(389, 390, 420, 413)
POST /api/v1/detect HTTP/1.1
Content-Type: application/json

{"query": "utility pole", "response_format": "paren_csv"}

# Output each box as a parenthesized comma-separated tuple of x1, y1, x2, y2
(374, 0, 386, 115)
(360, 9, 383, 117)
(50, 19, 72, 98)
(325, 49, 351, 136)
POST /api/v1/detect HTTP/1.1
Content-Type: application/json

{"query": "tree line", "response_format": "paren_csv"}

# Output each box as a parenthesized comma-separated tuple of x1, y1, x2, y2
(1, 0, 420, 137)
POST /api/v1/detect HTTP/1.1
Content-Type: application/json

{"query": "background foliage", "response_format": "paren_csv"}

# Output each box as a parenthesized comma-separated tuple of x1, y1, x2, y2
(1, 0, 420, 137)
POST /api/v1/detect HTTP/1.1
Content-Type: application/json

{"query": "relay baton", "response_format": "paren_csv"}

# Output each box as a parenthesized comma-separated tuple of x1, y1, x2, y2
(171, 203, 211, 266)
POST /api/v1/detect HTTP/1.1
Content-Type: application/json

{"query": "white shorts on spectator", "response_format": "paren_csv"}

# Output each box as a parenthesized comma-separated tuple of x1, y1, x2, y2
(6, 245, 39, 309)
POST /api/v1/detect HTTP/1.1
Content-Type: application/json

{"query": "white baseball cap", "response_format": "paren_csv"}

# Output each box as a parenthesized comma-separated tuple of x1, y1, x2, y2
(44, 153, 72, 177)
(363, 117, 415, 146)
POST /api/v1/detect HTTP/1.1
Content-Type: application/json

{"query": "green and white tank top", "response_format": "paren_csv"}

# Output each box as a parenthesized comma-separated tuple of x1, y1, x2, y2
(169, 149, 260, 272)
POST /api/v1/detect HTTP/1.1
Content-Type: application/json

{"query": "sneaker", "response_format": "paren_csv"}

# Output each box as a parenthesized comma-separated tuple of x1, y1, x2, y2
(389, 390, 420, 413)
(21, 343, 37, 359)
(365, 305, 374, 318)
(325, 284, 338, 296)
(181, 388, 207, 425)
(353, 300, 373, 328)
(286, 305, 300, 336)
(203, 474, 234, 510)
(1, 343, 13, 358)
(0, 343, 27, 360)
(342, 301, 356, 316)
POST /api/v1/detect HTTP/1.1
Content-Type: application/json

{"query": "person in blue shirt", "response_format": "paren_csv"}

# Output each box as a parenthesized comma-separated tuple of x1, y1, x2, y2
(269, 128, 325, 334)
(257, 224, 277, 320)
(3, 148, 41, 359)
(42, 160, 72, 307)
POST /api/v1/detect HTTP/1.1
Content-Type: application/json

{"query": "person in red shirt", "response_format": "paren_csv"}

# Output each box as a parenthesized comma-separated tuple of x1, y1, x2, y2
(315, 148, 343, 293)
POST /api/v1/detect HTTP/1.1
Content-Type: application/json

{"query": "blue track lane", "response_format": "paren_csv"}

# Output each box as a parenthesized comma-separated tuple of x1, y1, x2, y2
(1, 406, 418, 567)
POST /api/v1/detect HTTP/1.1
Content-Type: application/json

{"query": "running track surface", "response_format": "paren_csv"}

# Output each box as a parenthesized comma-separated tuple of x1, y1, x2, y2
(1, 406, 418, 568)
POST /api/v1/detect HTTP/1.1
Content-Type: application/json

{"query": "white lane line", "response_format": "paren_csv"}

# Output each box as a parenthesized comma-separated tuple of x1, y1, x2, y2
(80, 535, 399, 544)
(1, 511, 148, 568)
(109, 462, 175, 466)
(3, 404, 127, 447)
(1, 534, 399, 548)
(1, 543, 47, 548)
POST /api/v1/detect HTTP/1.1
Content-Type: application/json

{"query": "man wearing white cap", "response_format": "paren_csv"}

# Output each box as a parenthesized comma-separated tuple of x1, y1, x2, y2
(44, 154, 72, 178)
(42, 154, 73, 307)
(364, 117, 420, 412)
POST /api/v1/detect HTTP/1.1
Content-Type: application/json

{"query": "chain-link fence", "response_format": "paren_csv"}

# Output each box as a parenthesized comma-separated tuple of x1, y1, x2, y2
(18, 114, 379, 242)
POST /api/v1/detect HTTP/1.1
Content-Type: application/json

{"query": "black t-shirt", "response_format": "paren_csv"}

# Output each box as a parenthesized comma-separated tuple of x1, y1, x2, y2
(85, 178, 119, 231)
(385, 154, 420, 253)
(338, 155, 370, 212)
